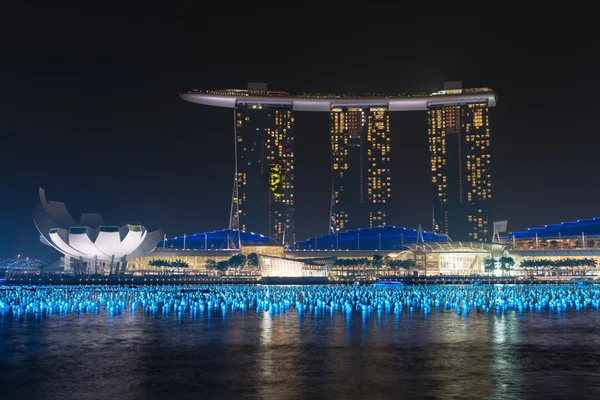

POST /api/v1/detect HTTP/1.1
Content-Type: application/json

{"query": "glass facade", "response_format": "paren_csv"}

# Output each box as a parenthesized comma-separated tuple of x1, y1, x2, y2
(259, 256, 329, 277)
(330, 108, 391, 231)
(428, 103, 492, 242)
(235, 106, 295, 245)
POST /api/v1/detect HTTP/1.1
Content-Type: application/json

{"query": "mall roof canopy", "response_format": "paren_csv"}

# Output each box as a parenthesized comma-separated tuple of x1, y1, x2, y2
(404, 242, 507, 253)
(509, 249, 600, 257)
(292, 225, 449, 251)
(505, 217, 600, 240)
(159, 229, 279, 250)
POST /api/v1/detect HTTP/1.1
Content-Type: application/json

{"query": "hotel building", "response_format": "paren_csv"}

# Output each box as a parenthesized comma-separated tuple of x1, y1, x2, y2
(181, 83, 496, 242)
(427, 84, 493, 241)
(330, 107, 391, 231)
(234, 103, 295, 245)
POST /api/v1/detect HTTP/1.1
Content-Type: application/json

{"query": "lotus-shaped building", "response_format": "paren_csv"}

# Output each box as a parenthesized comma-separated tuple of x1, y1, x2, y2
(33, 188, 163, 274)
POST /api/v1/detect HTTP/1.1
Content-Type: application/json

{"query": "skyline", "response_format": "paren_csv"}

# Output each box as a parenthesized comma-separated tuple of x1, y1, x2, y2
(3, 5, 600, 259)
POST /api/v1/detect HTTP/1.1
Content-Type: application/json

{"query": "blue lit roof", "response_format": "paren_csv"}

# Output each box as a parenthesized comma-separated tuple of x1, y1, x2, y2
(290, 225, 449, 251)
(505, 217, 600, 240)
(157, 229, 278, 250)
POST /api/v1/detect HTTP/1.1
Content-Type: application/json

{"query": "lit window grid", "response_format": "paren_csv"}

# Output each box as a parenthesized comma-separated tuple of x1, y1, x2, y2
(427, 103, 492, 241)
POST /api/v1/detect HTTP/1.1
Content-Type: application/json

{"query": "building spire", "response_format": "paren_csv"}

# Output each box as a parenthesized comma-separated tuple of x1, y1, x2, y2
(417, 224, 425, 243)
(229, 109, 240, 231)
(229, 172, 240, 231)
(329, 181, 337, 234)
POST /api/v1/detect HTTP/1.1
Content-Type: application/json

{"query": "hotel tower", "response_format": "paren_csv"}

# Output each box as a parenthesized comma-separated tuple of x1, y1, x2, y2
(229, 85, 295, 245)
(330, 107, 391, 232)
(427, 82, 493, 241)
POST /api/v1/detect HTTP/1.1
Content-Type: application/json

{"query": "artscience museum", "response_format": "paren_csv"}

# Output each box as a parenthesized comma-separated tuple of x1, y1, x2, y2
(33, 188, 163, 275)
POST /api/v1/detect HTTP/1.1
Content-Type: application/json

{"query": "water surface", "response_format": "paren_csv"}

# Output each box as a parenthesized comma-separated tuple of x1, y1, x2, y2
(1, 290, 599, 399)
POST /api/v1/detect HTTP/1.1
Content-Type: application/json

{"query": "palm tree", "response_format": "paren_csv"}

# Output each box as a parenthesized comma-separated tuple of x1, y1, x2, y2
(246, 253, 260, 275)
(397, 259, 416, 276)
(498, 256, 515, 276)
(585, 258, 598, 276)
(587, 240, 596, 248)
(387, 259, 399, 276)
(549, 240, 559, 249)
(228, 254, 247, 275)
(205, 259, 217, 275)
(484, 257, 496, 275)
(216, 260, 230, 275)
(371, 255, 384, 278)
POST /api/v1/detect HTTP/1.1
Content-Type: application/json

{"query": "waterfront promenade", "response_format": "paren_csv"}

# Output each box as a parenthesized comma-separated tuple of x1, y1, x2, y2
(1, 274, 596, 286)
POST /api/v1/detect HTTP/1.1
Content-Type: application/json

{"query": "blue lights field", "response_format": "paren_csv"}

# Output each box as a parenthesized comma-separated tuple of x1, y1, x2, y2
(2, 284, 600, 317)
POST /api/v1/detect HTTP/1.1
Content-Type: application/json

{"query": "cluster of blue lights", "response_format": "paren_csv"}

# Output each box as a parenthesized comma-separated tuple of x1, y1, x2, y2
(0, 258, 46, 268)
(507, 218, 600, 240)
(291, 226, 448, 251)
(2, 285, 599, 317)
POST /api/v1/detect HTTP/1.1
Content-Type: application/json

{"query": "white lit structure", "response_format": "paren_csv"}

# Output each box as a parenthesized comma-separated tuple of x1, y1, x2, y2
(403, 242, 506, 275)
(258, 255, 332, 277)
(33, 188, 163, 274)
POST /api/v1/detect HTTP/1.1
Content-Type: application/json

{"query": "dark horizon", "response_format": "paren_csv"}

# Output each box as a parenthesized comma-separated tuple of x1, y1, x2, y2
(2, 4, 599, 260)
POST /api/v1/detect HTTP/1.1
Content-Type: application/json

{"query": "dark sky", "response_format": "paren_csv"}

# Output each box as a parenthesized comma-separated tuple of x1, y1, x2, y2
(2, 4, 599, 260)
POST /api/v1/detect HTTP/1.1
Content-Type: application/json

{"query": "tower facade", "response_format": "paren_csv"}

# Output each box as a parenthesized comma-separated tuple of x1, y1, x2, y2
(330, 107, 391, 232)
(427, 102, 492, 241)
(235, 106, 295, 245)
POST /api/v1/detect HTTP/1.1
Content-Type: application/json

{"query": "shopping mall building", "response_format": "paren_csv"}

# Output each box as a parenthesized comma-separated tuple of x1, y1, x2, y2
(127, 217, 600, 278)
(127, 226, 507, 278)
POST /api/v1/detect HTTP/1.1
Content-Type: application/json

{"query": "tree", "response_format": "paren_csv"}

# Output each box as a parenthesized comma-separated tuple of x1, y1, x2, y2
(149, 259, 168, 275)
(205, 259, 217, 272)
(247, 253, 260, 269)
(382, 256, 392, 269)
(172, 259, 189, 269)
(216, 260, 230, 274)
(574, 240, 582, 248)
(587, 240, 596, 248)
(372, 254, 384, 269)
(584, 258, 598, 275)
(398, 259, 417, 276)
(334, 258, 352, 278)
(371, 255, 384, 278)
(549, 240, 558, 249)
(228, 254, 247, 274)
(484, 257, 496, 274)
(387, 259, 400, 275)
(498, 256, 515, 276)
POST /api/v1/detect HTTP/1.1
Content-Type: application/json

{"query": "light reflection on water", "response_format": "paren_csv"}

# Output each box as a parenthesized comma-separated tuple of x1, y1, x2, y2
(1, 307, 600, 399)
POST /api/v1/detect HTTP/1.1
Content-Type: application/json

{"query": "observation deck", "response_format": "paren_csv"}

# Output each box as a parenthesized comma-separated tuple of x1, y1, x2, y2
(180, 88, 497, 112)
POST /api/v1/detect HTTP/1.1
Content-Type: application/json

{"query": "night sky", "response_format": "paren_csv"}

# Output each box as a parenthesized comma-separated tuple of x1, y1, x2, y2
(2, 4, 599, 260)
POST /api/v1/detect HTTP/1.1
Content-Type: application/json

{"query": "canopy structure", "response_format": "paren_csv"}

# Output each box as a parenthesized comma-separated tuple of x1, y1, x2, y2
(158, 229, 280, 250)
(505, 217, 600, 240)
(292, 225, 449, 251)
